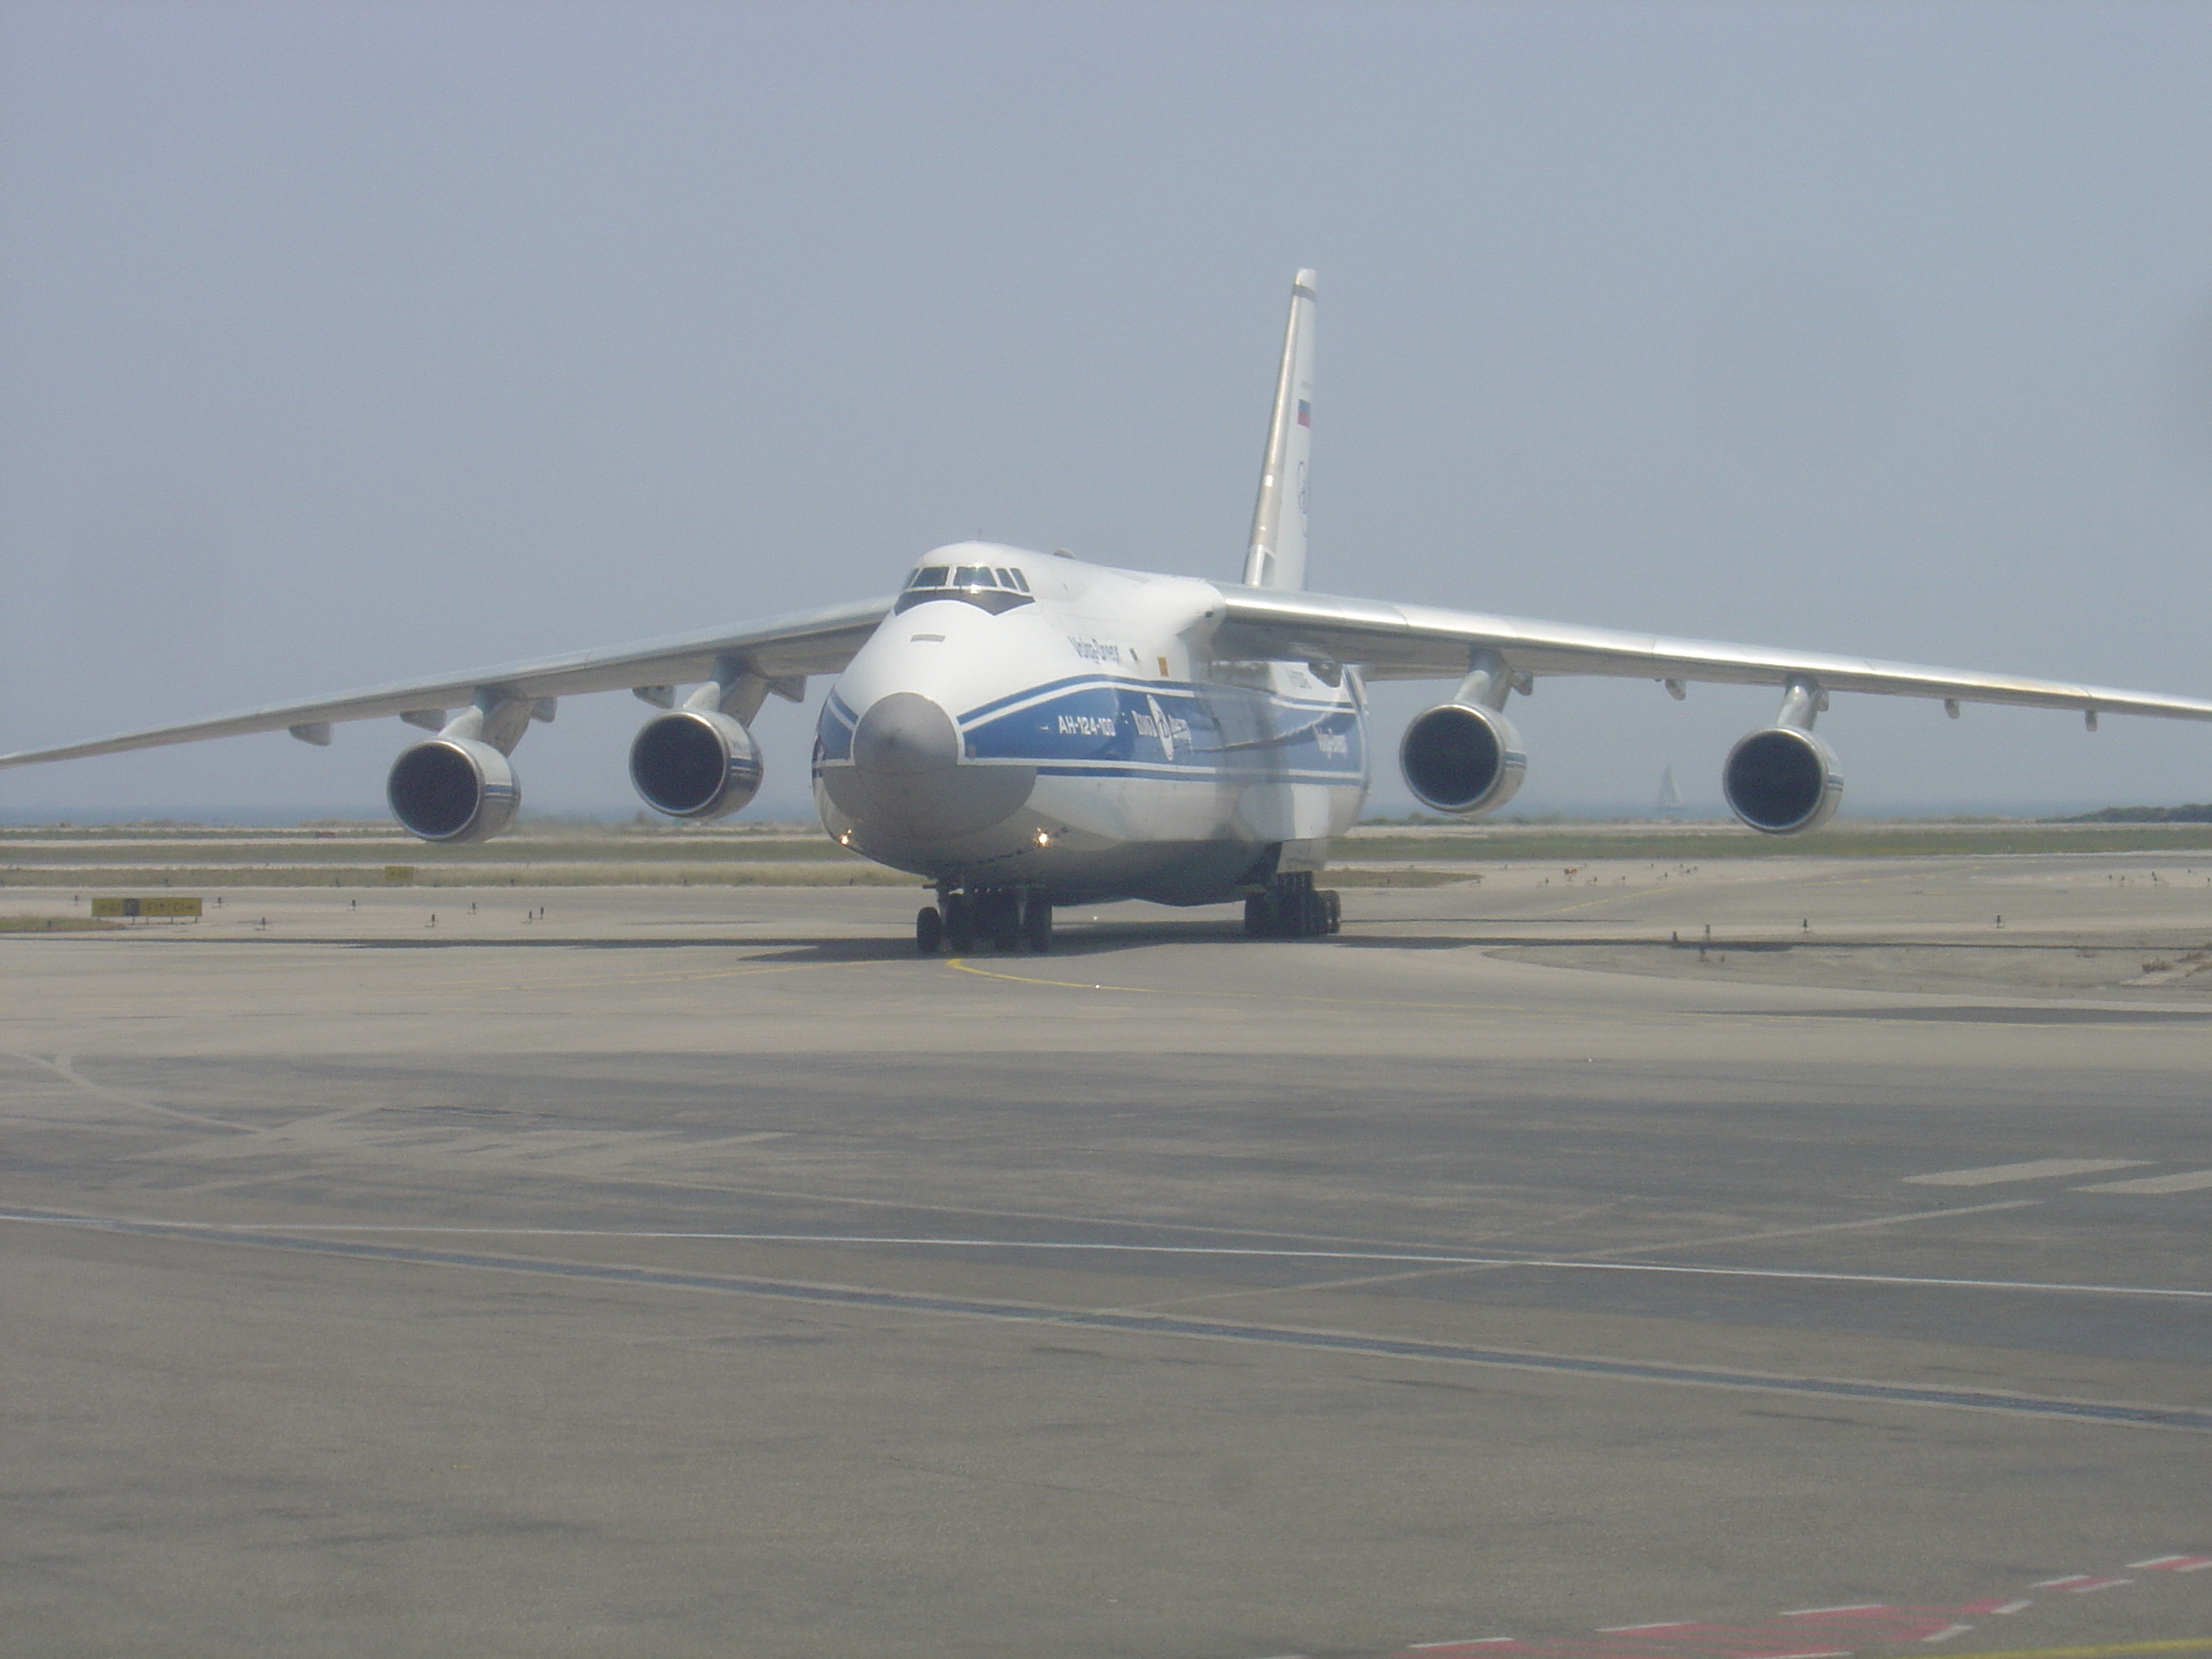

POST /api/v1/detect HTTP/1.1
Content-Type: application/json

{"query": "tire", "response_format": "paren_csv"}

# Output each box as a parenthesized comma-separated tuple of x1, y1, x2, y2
(916, 905, 943, 955)
(1323, 890, 1341, 934)
(943, 892, 975, 952)
(1022, 894, 1052, 952)
(1243, 893, 1271, 937)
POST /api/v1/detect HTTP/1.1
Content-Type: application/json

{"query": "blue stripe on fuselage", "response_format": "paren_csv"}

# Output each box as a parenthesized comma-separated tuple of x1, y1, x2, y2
(814, 690, 859, 767)
(958, 678, 1364, 779)
(958, 673, 1348, 725)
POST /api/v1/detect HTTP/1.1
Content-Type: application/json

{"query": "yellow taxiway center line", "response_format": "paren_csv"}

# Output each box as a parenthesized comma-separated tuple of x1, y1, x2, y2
(1530, 888, 1648, 918)
(943, 958, 1167, 994)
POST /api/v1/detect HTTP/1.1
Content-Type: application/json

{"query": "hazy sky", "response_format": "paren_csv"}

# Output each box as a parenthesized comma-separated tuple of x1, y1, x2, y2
(6, 1, 2212, 819)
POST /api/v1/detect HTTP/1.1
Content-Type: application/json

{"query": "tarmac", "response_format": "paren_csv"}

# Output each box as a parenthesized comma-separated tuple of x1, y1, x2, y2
(4, 850, 2210, 1658)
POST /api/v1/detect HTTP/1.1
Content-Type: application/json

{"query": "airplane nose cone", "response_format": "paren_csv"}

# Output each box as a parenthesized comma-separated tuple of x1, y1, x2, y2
(824, 690, 1035, 842)
(851, 692, 960, 777)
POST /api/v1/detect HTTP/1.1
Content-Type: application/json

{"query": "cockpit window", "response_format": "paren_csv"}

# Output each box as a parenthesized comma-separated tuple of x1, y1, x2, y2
(894, 584, 1034, 617)
(892, 559, 1038, 615)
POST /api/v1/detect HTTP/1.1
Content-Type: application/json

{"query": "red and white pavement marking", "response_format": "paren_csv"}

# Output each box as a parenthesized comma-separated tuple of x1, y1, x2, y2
(2030, 1575, 2133, 1592)
(1365, 1552, 2205, 1659)
(1394, 1599, 2024, 1659)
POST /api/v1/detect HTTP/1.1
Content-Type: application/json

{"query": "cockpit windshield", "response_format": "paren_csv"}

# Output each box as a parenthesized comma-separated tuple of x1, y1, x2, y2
(904, 563, 1032, 594)
(898, 562, 1035, 614)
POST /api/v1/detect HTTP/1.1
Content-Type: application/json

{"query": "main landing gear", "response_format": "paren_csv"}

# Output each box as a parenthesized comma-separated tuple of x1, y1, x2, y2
(1243, 871, 1340, 940)
(917, 886, 1052, 955)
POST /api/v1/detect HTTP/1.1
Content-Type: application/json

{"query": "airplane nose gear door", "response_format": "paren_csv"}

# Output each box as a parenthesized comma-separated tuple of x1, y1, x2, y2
(980, 889, 1022, 952)
(940, 891, 975, 953)
(1021, 889, 1053, 953)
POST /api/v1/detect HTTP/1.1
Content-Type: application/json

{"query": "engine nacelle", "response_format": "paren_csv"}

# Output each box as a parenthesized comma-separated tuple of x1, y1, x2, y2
(386, 736, 521, 843)
(629, 708, 763, 820)
(1399, 701, 1527, 817)
(1722, 726, 1843, 835)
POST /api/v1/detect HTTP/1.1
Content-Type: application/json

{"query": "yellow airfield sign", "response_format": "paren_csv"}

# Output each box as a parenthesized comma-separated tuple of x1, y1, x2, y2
(90, 895, 203, 920)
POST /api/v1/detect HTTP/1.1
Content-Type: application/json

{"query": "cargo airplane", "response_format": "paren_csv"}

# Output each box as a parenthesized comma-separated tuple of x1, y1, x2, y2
(9, 272, 2211, 953)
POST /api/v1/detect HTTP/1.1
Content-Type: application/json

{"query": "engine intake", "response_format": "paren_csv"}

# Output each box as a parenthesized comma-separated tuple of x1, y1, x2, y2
(630, 708, 763, 820)
(1400, 702, 1527, 817)
(387, 737, 521, 843)
(1722, 726, 1842, 835)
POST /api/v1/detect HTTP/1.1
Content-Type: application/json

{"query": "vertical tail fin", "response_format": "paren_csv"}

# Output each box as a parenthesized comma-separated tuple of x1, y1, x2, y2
(1242, 269, 1318, 591)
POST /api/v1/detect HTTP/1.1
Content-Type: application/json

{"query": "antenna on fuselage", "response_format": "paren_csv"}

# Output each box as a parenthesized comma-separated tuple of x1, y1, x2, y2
(1242, 270, 1317, 592)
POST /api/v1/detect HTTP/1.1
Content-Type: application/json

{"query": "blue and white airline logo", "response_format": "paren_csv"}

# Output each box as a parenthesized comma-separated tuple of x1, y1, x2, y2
(1138, 694, 1190, 760)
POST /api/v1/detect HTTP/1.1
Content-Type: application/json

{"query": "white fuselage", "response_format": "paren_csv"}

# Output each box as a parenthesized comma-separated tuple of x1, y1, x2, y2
(812, 544, 1368, 905)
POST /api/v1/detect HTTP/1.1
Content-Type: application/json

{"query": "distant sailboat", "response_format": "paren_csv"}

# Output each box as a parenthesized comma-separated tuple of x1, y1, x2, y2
(1656, 765, 1685, 815)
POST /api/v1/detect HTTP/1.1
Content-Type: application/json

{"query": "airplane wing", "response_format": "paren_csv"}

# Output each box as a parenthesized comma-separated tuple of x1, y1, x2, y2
(0, 594, 893, 767)
(1214, 585, 2212, 723)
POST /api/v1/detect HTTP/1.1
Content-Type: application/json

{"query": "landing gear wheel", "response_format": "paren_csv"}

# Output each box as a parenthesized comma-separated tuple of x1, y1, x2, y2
(942, 892, 975, 952)
(916, 905, 943, 955)
(1322, 890, 1341, 934)
(1245, 875, 1331, 938)
(1022, 893, 1052, 952)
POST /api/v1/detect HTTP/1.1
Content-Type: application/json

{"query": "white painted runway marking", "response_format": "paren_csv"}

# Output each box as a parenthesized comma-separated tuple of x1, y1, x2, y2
(1779, 1606, 1890, 1617)
(1407, 1643, 1511, 1650)
(9, 1214, 2209, 1301)
(1905, 1159, 2149, 1186)
(1614, 1200, 2040, 1256)
(1110, 1202, 2052, 1307)
(2032, 1575, 2133, 1592)
(10, 1212, 2212, 1429)
(2075, 1170, 2212, 1195)
(5, 1052, 248, 1132)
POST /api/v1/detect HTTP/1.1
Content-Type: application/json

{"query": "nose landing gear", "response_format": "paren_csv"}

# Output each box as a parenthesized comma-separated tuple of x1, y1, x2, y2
(1243, 871, 1340, 940)
(916, 886, 1052, 954)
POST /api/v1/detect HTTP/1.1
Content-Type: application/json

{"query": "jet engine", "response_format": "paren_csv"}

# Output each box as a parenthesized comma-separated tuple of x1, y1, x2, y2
(1399, 701, 1527, 817)
(1722, 725, 1843, 835)
(629, 708, 763, 820)
(387, 737, 521, 843)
